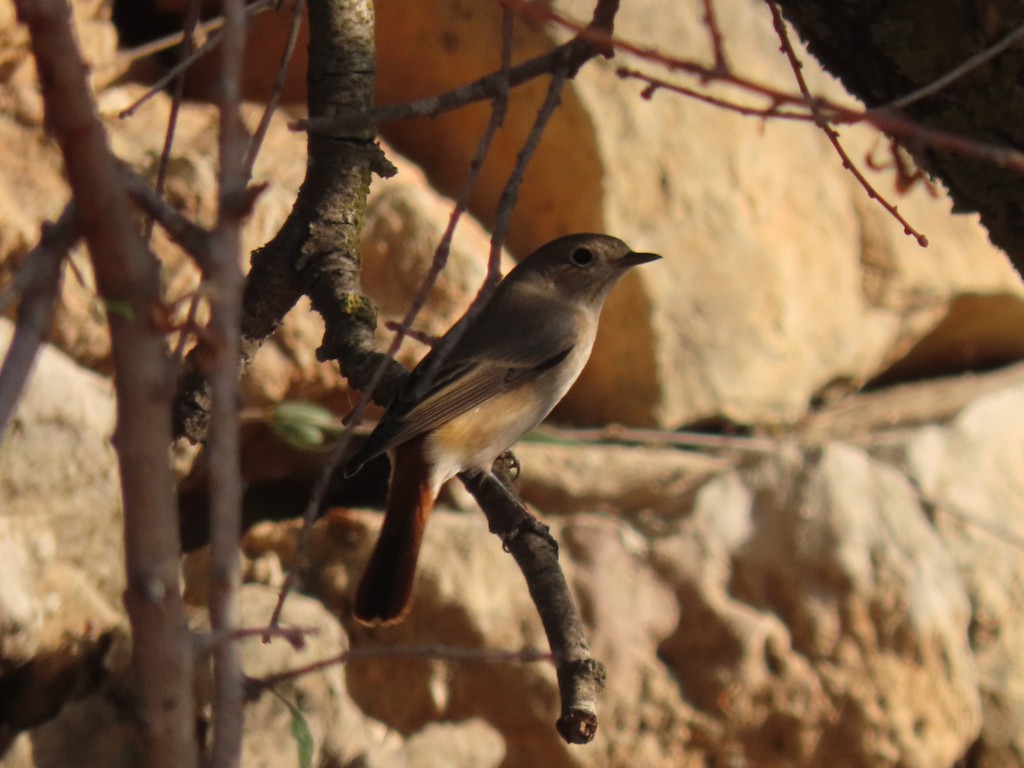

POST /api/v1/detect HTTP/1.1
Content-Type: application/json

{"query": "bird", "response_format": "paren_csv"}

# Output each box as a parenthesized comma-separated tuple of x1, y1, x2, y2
(345, 233, 660, 624)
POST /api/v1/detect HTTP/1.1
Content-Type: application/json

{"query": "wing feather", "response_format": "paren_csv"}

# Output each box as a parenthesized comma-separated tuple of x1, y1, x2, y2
(345, 283, 578, 474)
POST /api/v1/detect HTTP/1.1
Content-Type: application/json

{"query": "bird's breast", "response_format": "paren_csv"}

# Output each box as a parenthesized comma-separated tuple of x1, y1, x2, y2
(424, 330, 595, 485)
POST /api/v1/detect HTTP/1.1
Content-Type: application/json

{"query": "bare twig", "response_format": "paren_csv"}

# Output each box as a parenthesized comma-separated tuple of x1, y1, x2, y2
(243, 0, 306, 178)
(198, 624, 316, 655)
(381, 321, 438, 347)
(205, 0, 249, 763)
(121, 164, 214, 371)
(0, 204, 77, 439)
(122, 167, 214, 265)
(632, 74, 810, 120)
(245, 643, 553, 699)
(884, 21, 1024, 111)
(768, 2, 928, 246)
(108, 0, 275, 72)
(701, 0, 729, 74)
(488, 64, 569, 277)
(118, 0, 277, 119)
(295, 25, 605, 135)
(532, 423, 781, 453)
(13, 0, 199, 765)
(143, 0, 202, 244)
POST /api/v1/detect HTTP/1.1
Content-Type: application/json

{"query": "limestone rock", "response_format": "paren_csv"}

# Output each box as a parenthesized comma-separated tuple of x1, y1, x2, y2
(372, 0, 1024, 428)
(247, 436, 984, 768)
(0, 319, 123, 599)
(359, 719, 506, 768)
(0, 513, 127, 761)
(513, 437, 726, 523)
(893, 383, 1024, 768)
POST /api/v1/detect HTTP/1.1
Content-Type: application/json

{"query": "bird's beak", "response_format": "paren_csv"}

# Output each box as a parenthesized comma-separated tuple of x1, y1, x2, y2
(619, 251, 662, 267)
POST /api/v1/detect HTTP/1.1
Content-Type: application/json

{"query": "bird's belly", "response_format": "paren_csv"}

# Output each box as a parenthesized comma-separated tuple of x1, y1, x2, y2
(424, 367, 575, 485)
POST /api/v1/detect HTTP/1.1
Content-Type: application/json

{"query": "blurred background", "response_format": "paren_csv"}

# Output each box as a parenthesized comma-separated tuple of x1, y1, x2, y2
(3, 0, 1024, 766)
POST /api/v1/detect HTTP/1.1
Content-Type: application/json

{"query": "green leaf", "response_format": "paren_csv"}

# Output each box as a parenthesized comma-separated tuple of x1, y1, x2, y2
(289, 704, 315, 768)
(99, 298, 136, 322)
(272, 690, 315, 768)
(271, 401, 344, 451)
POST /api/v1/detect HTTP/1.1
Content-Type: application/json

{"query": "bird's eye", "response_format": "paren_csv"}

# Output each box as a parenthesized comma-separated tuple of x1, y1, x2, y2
(570, 247, 595, 267)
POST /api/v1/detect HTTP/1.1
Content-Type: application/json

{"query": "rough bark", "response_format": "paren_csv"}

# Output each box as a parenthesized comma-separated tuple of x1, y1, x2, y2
(172, 0, 404, 443)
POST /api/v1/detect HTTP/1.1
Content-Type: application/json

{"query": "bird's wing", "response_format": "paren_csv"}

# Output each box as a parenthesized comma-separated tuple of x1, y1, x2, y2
(347, 345, 572, 471)
(346, 291, 577, 473)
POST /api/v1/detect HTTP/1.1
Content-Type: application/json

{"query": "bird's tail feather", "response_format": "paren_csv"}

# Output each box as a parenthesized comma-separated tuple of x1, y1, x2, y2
(353, 436, 435, 625)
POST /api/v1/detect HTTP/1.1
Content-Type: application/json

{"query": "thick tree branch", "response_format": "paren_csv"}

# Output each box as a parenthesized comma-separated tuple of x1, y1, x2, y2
(12, 0, 198, 765)
(172, 0, 403, 443)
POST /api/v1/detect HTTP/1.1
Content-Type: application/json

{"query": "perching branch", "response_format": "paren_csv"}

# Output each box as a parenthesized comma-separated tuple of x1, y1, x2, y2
(461, 463, 606, 745)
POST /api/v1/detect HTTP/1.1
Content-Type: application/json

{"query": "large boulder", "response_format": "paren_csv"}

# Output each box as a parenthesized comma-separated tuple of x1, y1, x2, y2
(371, 0, 1024, 427)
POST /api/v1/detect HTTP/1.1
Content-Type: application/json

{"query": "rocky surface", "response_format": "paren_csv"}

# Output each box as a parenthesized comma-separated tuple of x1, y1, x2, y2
(4, 0, 1024, 767)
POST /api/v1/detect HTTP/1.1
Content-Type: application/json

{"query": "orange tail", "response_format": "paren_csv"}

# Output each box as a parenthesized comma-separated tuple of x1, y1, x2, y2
(353, 436, 437, 625)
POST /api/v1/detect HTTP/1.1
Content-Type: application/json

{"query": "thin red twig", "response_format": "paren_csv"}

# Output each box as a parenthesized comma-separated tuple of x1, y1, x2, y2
(767, 2, 928, 247)
(701, 0, 729, 74)
(243, 0, 306, 178)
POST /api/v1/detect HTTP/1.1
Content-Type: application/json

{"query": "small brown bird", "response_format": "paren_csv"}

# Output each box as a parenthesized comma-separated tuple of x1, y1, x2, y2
(346, 233, 660, 624)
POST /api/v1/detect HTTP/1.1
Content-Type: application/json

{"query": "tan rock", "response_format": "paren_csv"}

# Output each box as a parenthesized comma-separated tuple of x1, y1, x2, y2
(896, 383, 1024, 766)
(654, 444, 980, 766)
(513, 436, 727, 522)
(0, 513, 128, 762)
(372, 0, 1024, 428)
(0, 319, 123, 600)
